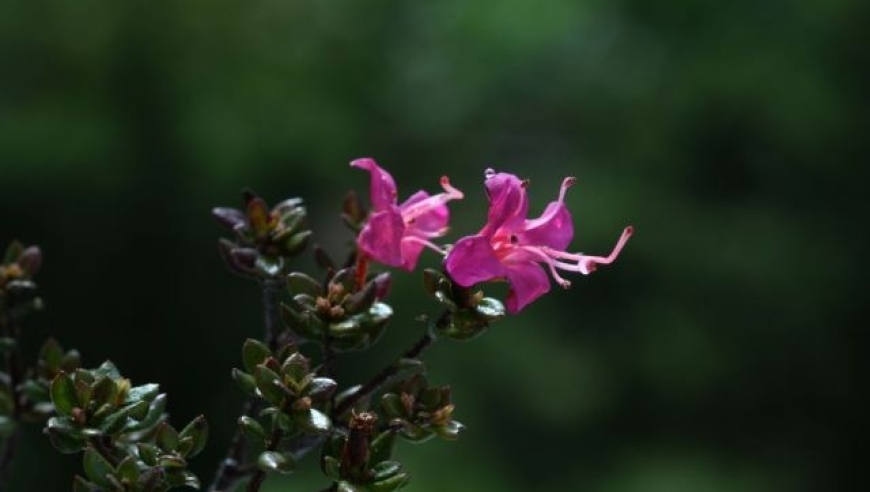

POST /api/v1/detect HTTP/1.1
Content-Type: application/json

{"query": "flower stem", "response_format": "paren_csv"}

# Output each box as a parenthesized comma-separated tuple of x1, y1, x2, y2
(208, 278, 284, 492)
(333, 330, 435, 418)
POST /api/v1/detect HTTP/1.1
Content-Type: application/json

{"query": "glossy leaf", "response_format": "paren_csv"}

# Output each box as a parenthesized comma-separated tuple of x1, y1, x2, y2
(257, 450, 296, 474)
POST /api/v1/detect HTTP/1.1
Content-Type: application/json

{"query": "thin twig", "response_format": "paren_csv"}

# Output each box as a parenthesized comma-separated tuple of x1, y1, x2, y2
(208, 278, 284, 492)
(244, 427, 285, 492)
(333, 330, 434, 418)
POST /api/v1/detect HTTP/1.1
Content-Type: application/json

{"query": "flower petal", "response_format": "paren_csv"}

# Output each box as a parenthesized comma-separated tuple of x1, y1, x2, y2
(504, 261, 550, 314)
(351, 158, 398, 211)
(399, 190, 449, 237)
(519, 201, 574, 250)
(357, 208, 405, 268)
(481, 170, 528, 235)
(444, 235, 506, 286)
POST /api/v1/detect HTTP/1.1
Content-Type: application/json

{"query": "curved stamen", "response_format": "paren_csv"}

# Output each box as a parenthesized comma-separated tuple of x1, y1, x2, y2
(558, 177, 576, 202)
(401, 236, 447, 256)
(400, 176, 464, 222)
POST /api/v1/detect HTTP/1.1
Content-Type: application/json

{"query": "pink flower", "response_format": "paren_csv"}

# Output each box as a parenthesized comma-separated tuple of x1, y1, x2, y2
(352, 158, 464, 271)
(444, 168, 633, 314)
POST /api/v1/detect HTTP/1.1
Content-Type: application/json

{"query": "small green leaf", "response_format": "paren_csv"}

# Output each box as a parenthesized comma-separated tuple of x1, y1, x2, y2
(381, 393, 405, 419)
(286, 272, 322, 297)
(50, 373, 78, 417)
(305, 377, 337, 401)
(92, 361, 122, 379)
(91, 377, 118, 409)
(242, 339, 272, 374)
(336, 481, 361, 492)
(257, 450, 296, 475)
(254, 365, 287, 406)
(125, 393, 167, 432)
(295, 408, 331, 434)
(238, 416, 266, 441)
(126, 383, 160, 403)
(231, 368, 258, 397)
(137, 443, 159, 466)
(156, 422, 179, 452)
(39, 338, 64, 374)
(369, 430, 398, 465)
(166, 470, 201, 488)
(371, 460, 403, 481)
(178, 415, 209, 458)
(99, 400, 149, 435)
(369, 471, 412, 492)
(82, 447, 114, 487)
(115, 456, 140, 483)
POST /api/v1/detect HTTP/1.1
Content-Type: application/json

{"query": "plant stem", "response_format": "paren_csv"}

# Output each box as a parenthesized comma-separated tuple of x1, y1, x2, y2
(333, 330, 434, 418)
(208, 278, 284, 492)
(244, 428, 285, 492)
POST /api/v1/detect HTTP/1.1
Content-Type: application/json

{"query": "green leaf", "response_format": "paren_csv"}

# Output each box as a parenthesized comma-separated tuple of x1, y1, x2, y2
(295, 408, 331, 434)
(286, 272, 322, 297)
(99, 400, 149, 435)
(475, 297, 506, 321)
(125, 393, 167, 433)
(257, 450, 296, 474)
(82, 447, 115, 487)
(74, 379, 93, 409)
(156, 422, 179, 452)
(380, 394, 406, 419)
(238, 416, 266, 441)
(369, 430, 398, 464)
(306, 377, 338, 401)
(165, 470, 201, 489)
(231, 368, 258, 397)
(371, 460, 403, 481)
(254, 365, 287, 406)
(39, 338, 64, 374)
(50, 373, 79, 417)
(91, 377, 118, 409)
(178, 415, 208, 458)
(46, 425, 87, 454)
(242, 339, 272, 374)
(336, 481, 361, 492)
(115, 456, 140, 483)
(137, 443, 159, 466)
(369, 471, 412, 492)
(92, 361, 122, 379)
(126, 383, 160, 403)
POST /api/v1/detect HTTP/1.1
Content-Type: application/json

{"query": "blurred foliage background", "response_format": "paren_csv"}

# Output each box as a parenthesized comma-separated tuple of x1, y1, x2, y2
(1, 0, 866, 490)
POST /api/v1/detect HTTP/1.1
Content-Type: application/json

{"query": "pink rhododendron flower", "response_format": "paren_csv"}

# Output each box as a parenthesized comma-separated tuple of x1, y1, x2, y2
(352, 158, 464, 271)
(445, 168, 633, 314)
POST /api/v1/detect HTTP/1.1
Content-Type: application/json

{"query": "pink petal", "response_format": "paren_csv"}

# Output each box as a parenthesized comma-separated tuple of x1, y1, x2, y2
(480, 170, 528, 235)
(357, 208, 405, 268)
(399, 190, 449, 236)
(504, 261, 551, 314)
(399, 237, 425, 272)
(351, 158, 398, 211)
(519, 201, 574, 250)
(444, 235, 506, 286)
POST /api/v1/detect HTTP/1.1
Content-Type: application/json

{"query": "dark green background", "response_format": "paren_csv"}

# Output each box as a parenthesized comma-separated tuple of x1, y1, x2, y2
(1, 0, 865, 490)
